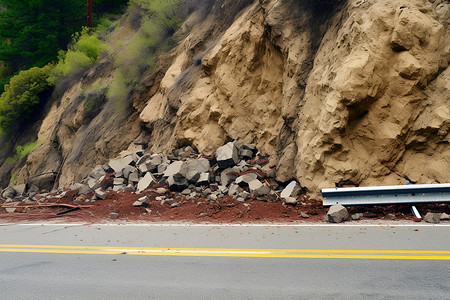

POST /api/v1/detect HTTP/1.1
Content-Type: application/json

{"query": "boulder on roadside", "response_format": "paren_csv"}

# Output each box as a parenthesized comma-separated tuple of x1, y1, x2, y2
(424, 212, 442, 224)
(216, 142, 240, 169)
(235, 173, 258, 187)
(163, 161, 188, 180)
(2, 187, 17, 199)
(185, 158, 210, 183)
(248, 179, 271, 197)
(280, 181, 301, 199)
(137, 172, 157, 193)
(94, 188, 107, 200)
(196, 172, 210, 186)
(325, 204, 349, 223)
(284, 197, 298, 205)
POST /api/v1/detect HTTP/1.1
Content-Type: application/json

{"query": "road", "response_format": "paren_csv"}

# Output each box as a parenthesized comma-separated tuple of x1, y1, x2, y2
(1, 223, 449, 299)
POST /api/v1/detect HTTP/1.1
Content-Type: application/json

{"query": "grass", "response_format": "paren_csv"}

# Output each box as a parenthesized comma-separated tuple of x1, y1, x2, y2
(5, 140, 43, 163)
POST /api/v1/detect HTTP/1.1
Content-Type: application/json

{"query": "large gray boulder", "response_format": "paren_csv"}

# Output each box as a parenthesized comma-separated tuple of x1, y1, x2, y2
(280, 181, 301, 199)
(109, 155, 135, 173)
(196, 172, 211, 186)
(185, 158, 210, 183)
(137, 172, 157, 193)
(235, 173, 258, 187)
(220, 168, 239, 186)
(167, 175, 189, 191)
(325, 204, 349, 223)
(424, 212, 442, 224)
(216, 142, 240, 169)
(2, 186, 17, 198)
(163, 161, 188, 180)
(248, 179, 271, 197)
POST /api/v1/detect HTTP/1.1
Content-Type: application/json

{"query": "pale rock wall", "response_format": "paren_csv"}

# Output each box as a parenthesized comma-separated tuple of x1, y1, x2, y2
(139, 0, 449, 194)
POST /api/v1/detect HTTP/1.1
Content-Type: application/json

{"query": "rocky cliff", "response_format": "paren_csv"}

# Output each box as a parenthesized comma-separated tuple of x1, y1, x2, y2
(1, 0, 449, 196)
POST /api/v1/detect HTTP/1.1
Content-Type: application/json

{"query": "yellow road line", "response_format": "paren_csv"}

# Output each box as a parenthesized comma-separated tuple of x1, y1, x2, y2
(1, 244, 449, 254)
(0, 248, 449, 260)
(0, 244, 450, 260)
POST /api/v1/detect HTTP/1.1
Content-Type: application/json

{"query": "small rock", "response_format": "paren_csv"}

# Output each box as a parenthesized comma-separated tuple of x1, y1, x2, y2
(236, 197, 245, 202)
(156, 188, 168, 194)
(208, 194, 218, 201)
(94, 188, 107, 200)
(300, 212, 310, 218)
(235, 173, 258, 187)
(5, 207, 16, 213)
(440, 213, 450, 220)
(171, 202, 180, 208)
(2, 187, 16, 199)
(325, 204, 349, 223)
(284, 197, 298, 205)
(386, 213, 396, 220)
(351, 213, 364, 220)
(138, 196, 150, 204)
(424, 212, 442, 224)
(181, 189, 191, 195)
(203, 188, 212, 195)
(109, 212, 119, 219)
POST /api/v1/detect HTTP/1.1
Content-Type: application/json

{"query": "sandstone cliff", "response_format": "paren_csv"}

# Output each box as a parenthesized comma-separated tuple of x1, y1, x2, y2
(1, 0, 449, 196)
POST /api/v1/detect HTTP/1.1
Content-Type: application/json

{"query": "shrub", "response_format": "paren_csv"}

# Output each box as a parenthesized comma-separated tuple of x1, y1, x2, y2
(0, 66, 53, 131)
(50, 29, 107, 81)
(5, 140, 43, 163)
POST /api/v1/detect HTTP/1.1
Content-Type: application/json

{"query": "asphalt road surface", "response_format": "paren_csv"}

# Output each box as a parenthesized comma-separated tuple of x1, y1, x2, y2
(1, 223, 449, 299)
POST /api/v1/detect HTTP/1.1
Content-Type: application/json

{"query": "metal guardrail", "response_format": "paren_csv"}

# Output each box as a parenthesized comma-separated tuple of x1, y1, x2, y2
(322, 183, 450, 207)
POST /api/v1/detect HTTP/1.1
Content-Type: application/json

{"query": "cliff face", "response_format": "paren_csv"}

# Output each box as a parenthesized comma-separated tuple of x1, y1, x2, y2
(1, 0, 449, 195)
(139, 0, 450, 193)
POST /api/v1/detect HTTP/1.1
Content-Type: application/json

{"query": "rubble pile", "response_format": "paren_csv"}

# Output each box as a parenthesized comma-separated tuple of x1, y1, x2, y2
(1, 141, 449, 224)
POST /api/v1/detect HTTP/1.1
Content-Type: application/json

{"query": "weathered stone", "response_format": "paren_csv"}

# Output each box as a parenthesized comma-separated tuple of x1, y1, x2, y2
(128, 171, 140, 184)
(325, 204, 349, 223)
(89, 165, 105, 180)
(235, 173, 258, 187)
(123, 165, 136, 180)
(351, 213, 364, 220)
(113, 185, 125, 192)
(386, 213, 396, 220)
(217, 185, 228, 194)
(138, 163, 149, 174)
(87, 178, 100, 190)
(137, 172, 157, 193)
(280, 181, 301, 199)
(146, 154, 166, 172)
(171, 202, 180, 208)
(163, 161, 188, 180)
(94, 188, 107, 200)
(284, 197, 298, 205)
(208, 194, 218, 201)
(133, 200, 146, 207)
(248, 179, 271, 197)
(167, 175, 189, 191)
(5, 207, 16, 213)
(185, 158, 210, 183)
(109, 212, 119, 219)
(300, 212, 310, 218)
(157, 162, 169, 173)
(109, 155, 134, 173)
(181, 189, 191, 195)
(12, 184, 27, 196)
(138, 196, 150, 204)
(203, 188, 212, 195)
(220, 168, 239, 186)
(424, 212, 442, 224)
(216, 142, 240, 169)
(196, 172, 210, 186)
(228, 183, 242, 196)
(113, 178, 125, 185)
(239, 149, 254, 160)
(238, 191, 250, 200)
(2, 187, 17, 198)
(441, 213, 450, 220)
(156, 188, 168, 194)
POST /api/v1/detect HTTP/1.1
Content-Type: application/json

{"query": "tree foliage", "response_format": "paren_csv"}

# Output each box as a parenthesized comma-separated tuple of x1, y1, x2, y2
(0, 65, 53, 131)
(0, 0, 127, 92)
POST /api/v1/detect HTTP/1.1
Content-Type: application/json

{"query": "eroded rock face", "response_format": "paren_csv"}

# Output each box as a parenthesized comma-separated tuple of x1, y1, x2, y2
(2, 0, 448, 196)
(139, 0, 449, 194)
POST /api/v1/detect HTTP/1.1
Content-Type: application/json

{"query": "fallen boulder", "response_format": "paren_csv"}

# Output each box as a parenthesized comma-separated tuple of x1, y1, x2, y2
(424, 212, 442, 224)
(216, 142, 240, 169)
(137, 172, 156, 193)
(280, 181, 301, 199)
(248, 179, 271, 197)
(325, 204, 349, 223)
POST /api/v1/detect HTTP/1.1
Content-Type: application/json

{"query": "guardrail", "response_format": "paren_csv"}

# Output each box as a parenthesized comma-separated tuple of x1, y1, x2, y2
(322, 183, 450, 207)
